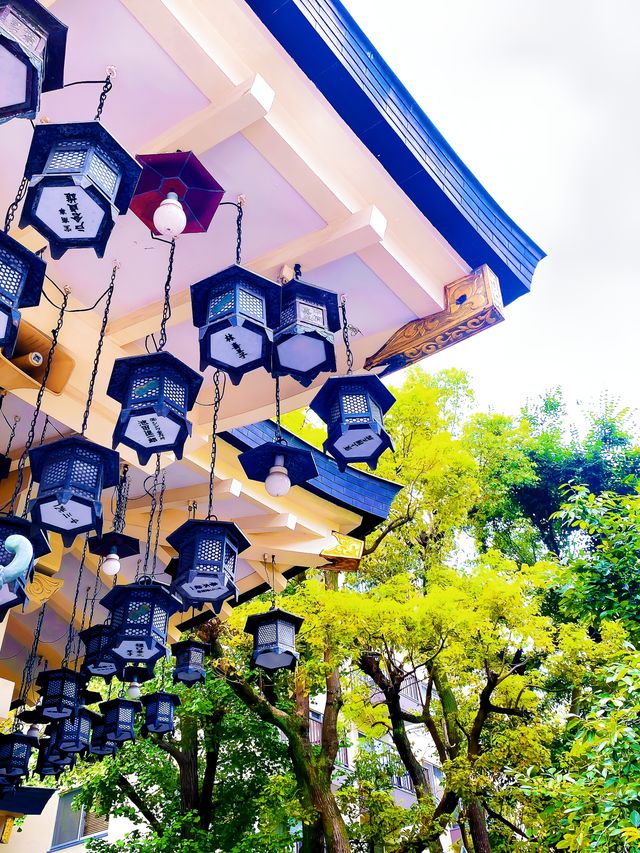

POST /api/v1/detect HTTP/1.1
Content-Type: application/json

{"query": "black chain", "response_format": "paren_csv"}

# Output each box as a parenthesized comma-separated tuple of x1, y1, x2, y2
(113, 464, 130, 533)
(81, 264, 117, 436)
(87, 557, 102, 630)
(4, 176, 28, 234)
(8, 289, 68, 515)
(274, 374, 284, 444)
(22, 415, 50, 517)
(206, 370, 222, 520)
(14, 603, 47, 728)
(63, 536, 89, 667)
(151, 470, 165, 577)
(219, 199, 244, 264)
(94, 74, 113, 122)
(73, 584, 92, 670)
(157, 239, 175, 351)
(4, 415, 19, 456)
(141, 455, 161, 578)
(340, 296, 354, 376)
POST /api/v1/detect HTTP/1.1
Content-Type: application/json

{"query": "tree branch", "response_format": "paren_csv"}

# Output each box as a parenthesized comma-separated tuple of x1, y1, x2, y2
(117, 773, 164, 837)
(483, 800, 534, 841)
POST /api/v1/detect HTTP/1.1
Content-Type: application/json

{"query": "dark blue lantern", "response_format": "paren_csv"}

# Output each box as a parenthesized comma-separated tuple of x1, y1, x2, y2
(28, 435, 120, 546)
(19, 121, 142, 259)
(190, 264, 281, 385)
(56, 706, 100, 755)
(0, 513, 49, 622)
(0, 730, 36, 778)
(309, 375, 395, 472)
(171, 639, 209, 685)
(141, 691, 180, 735)
(100, 578, 181, 676)
(106, 351, 203, 465)
(167, 520, 250, 612)
(0, 230, 46, 357)
(238, 441, 318, 497)
(33, 667, 86, 720)
(99, 697, 141, 743)
(89, 716, 117, 758)
(272, 279, 340, 387)
(79, 624, 116, 680)
(244, 607, 304, 672)
(35, 737, 72, 779)
(0, 455, 10, 482)
(0, 0, 67, 124)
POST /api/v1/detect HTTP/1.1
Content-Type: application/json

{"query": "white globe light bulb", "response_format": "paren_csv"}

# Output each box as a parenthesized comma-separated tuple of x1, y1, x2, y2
(153, 192, 187, 238)
(127, 681, 141, 700)
(265, 454, 291, 497)
(102, 550, 121, 576)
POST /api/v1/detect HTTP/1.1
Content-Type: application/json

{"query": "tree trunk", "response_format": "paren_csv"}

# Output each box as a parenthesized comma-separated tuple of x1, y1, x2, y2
(301, 814, 326, 853)
(388, 697, 431, 799)
(467, 800, 491, 853)
(310, 777, 351, 853)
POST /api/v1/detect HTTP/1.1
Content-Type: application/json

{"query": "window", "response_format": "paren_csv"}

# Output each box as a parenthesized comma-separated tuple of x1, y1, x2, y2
(50, 790, 108, 850)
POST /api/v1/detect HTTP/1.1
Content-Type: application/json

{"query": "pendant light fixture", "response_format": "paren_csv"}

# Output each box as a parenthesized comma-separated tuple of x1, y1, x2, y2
(88, 464, 139, 579)
(0, 0, 67, 124)
(18, 71, 142, 258)
(310, 297, 395, 471)
(171, 638, 209, 685)
(0, 229, 45, 357)
(28, 266, 120, 545)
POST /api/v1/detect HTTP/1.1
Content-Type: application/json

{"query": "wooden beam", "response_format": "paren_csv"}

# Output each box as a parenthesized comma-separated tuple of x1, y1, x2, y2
(141, 74, 275, 154)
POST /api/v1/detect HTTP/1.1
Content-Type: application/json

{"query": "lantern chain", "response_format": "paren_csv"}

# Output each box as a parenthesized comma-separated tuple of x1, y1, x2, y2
(274, 374, 284, 444)
(94, 73, 114, 122)
(340, 296, 355, 376)
(7, 289, 68, 515)
(219, 198, 244, 264)
(141, 455, 161, 578)
(113, 464, 130, 533)
(152, 469, 166, 578)
(157, 239, 175, 351)
(13, 603, 47, 730)
(3, 176, 28, 234)
(4, 415, 19, 457)
(62, 536, 89, 667)
(73, 584, 92, 670)
(22, 415, 50, 517)
(87, 558, 102, 630)
(206, 370, 222, 520)
(81, 264, 117, 436)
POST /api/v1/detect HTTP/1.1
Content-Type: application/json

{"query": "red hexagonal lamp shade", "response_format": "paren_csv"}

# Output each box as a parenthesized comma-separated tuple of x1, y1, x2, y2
(130, 151, 224, 235)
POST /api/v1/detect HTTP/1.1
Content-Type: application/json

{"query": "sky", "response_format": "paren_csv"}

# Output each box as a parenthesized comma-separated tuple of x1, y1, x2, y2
(343, 0, 639, 421)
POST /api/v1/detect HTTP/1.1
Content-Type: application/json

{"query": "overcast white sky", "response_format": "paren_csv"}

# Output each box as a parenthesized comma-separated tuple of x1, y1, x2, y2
(343, 0, 639, 420)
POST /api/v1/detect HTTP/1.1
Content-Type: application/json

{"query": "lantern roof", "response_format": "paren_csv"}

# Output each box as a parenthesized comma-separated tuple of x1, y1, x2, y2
(190, 263, 283, 329)
(238, 440, 318, 488)
(244, 606, 304, 634)
(140, 690, 181, 709)
(171, 638, 210, 656)
(100, 576, 182, 616)
(87, 529, 140, 559)
(309, 374, 396, 420)
(5, 0, 68, 92)
(131, 151, 224, 235)
(28, 435, 120, 488)
(279, 278, 341, 332)
(0, 230, 46, 308)
(106, 350, 203, 409)
(166, 518, 251, 558)
(21, 121, 142, 213)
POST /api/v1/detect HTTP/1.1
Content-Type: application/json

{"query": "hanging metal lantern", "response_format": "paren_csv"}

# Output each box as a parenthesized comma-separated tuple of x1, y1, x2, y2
(99, 697, 140, 743)
(238, 440, 318, 497)
(28, 435, 120, 546)
(56, 706, 100, 755)
(100, 578, 181, 676)
(0, 730, 36, 778)
(19, 121, 142, 259)
(35, 736, 71, 779)
(89, 716, 117, 759)
(106, 351, 203, 466)
(130, 151, 224, 238)
(0, 513, 49, 622)
(244, 607, 304, 672)
(171, 639, 209, 685)
(167, 520, 250, 612)
(33, 667, 86, 720)
(309, 375, 395, 472)
(0, 230, 46, 357)
(141, 691, 180, 735)
(190, 265, 281, 385)
(79, 623, 117, 680)
(0, 0, 67, 124)
(272, 279, 340, 387)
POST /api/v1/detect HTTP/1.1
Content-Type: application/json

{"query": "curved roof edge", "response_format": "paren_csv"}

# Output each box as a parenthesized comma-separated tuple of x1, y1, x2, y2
(222, 420, 402, 538)
(244, 0, 546, 305)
